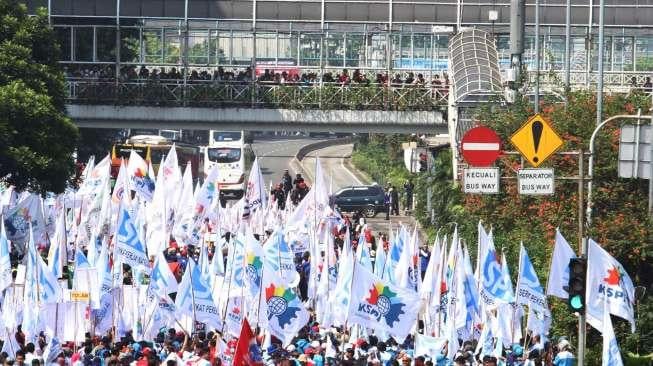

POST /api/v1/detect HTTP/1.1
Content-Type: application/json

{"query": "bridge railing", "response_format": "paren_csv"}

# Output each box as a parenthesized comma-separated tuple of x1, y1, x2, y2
(526, 70, 652, 92)
(65, 79, 449, 111)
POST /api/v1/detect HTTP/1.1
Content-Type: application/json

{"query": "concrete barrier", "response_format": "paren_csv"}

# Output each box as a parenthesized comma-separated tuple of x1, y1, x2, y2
(291, 137, 354, 183)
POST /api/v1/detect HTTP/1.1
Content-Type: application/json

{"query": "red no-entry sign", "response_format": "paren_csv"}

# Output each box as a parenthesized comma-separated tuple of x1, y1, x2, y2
(460, 126, 502, 167)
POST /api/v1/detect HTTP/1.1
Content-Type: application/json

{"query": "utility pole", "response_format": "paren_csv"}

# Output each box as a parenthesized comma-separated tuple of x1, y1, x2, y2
(596, 0, 605, 126)
(534, 0, 540, 113)
(509, 0, 525, 85)
(564, 0, 571, 91)
(577, 149, 587, 366)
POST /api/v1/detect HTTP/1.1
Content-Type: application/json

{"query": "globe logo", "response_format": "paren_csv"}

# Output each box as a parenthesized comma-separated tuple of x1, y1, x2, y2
(376, 295, 392, 316)
(246, 264, 259, 283)
(267, 296, 288, 316)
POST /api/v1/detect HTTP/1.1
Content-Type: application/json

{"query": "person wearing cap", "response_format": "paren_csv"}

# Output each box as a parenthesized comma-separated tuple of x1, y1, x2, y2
(552, 339, 575, 366)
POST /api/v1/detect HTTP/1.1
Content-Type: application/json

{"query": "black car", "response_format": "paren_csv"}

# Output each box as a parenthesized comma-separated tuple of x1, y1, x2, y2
(331, 184, 386, 217)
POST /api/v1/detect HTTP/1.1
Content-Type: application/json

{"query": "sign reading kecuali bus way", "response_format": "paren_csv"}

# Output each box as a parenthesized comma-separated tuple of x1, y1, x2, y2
(463, 168, 500, 194)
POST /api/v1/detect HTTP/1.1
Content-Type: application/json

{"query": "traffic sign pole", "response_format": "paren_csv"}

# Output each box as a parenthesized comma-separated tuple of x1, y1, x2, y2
(577, 149, 586, 366)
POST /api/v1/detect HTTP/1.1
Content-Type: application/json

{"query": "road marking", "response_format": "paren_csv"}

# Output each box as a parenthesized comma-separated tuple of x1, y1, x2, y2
(341, 156, 362, 185)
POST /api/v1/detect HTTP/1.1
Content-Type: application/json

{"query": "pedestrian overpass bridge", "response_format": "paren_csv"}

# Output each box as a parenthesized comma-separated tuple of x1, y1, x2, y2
(64, 68, 649, 134)
(65, 80, 449, 134)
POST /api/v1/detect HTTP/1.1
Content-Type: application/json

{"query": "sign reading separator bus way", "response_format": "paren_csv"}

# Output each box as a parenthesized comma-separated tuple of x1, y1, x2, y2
(518, 169, 555, 195)
(463, 168, 500, 194)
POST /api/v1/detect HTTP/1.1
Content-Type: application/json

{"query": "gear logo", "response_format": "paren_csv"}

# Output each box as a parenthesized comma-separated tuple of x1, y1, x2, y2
(365, 282, 405, 327)
(265, 284, 301, 328)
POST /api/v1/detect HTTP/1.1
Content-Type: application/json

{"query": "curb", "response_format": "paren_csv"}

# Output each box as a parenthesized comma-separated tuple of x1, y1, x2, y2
(292, 137, 354, 184)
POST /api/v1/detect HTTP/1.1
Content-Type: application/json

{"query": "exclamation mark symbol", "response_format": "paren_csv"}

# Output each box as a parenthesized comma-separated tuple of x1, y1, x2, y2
(532, 121, 543, 163)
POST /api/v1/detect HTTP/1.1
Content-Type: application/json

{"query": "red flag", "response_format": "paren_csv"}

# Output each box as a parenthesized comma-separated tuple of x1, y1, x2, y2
(232, 318, 264, 366)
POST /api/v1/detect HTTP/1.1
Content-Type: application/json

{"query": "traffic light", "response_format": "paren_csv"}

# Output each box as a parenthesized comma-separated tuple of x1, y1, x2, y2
(567, 258, 587, 314)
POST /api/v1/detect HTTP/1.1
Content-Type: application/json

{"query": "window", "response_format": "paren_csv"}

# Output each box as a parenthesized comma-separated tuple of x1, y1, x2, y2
(337, 189, 355, 197)
(207, 148, 241, 163)
(325, 33, 344, 67)
(346, 34, 364, 67)
(73, 27, 93, 62)
(96, 27, 116, 62)
(188, 30, 209, 65)
(164, 28, 181, 64)
(635, 36, 653, 71)
(143, 29, 163, 63)
(299, 33, 321, 67)
(121, 28, 141, 63)
(232, 32, 253, 65)
(54, 27, 71, 61)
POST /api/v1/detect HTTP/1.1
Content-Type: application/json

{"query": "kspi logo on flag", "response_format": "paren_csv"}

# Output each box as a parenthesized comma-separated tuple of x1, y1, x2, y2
(246, 251, 263, 284)
(358, 282, 406, 327)
(265, 284, 302, 328)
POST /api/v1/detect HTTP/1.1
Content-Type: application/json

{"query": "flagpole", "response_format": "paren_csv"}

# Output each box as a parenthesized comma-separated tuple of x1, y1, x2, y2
(220, 238, 237, 334)
(189, 260, 198, 334)
(513, 243, 524, 346)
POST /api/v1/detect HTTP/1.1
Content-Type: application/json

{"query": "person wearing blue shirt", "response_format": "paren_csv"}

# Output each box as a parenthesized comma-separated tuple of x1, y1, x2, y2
(552, 340, 576, 366)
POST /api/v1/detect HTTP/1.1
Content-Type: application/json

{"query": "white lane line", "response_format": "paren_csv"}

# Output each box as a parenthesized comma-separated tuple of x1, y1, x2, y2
(341, 156, 362, 185)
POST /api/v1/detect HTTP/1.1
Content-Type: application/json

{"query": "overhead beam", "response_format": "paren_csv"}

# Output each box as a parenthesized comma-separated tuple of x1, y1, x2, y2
(66, 105, 446, 134)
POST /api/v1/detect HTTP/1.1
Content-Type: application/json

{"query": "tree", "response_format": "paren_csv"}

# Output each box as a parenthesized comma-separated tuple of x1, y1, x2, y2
(0, 0, 78, 194)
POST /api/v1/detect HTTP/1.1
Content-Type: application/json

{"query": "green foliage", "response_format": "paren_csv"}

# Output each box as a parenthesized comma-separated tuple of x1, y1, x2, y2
(350, 88, 653, 359)
(0, 0, 79, 194)
(350, 134, 410, 188)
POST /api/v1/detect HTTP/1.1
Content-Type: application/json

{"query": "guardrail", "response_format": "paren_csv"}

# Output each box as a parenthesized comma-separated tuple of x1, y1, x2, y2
(64, 80, 448, 111)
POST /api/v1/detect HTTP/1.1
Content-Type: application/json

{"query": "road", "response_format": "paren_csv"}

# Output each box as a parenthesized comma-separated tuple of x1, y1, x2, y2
(301, 143, 364, 193)
(250, 137, 313, 189)
(251, 137, 427, 244)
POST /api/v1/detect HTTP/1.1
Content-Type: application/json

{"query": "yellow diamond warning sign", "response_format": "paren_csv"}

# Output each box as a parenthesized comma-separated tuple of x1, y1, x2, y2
(510, 114, 564, 167)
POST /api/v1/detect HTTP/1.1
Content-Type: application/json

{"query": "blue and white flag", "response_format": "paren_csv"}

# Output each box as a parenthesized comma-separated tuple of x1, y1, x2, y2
(23, 229, 62, 337)
(480, 237, 514, 305)
(148, 251, 178, 300)
(602, 300, 624, 366)
(517, 243, 547, 312)
(127, 150, 156, 202)
(546, 229, 576, 299)
(245, 157, 267, 212)
(47, 211, 66, 279)
(42, 337, 63, 365)
(414, 334, 446, 358)
(0, 220, 12, 292)
(263, 228, 299, 287)
(75, 250, 91, 269)
(115, 206, 150, 270)
(259, 266, 309, 345)
(175, 260, 222, 330)
(244, 228, 266, 298)
(586, 239, 636, 332)
(347, 264, 420, 341)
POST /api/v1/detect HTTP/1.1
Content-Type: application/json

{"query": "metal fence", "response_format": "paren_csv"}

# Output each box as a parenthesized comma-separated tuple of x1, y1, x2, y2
(65, 79, 449, 111)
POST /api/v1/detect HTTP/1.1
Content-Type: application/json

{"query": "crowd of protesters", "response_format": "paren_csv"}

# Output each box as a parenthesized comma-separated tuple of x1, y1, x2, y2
(63, 64, 450, 91)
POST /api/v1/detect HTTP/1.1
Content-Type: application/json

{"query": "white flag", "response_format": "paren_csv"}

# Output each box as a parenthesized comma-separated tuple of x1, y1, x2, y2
(0, 220, 12, 292)
(586, 239, 636, 332)
(347, 264, 420, 341)
(259, 266, 310, 345)
(414, 334, 446, 357)
(546, 229, 576, 299)
(245, 157, 267, 212)
(115, 206, 150, 270)
(602, 302, 624, 366)
(516, 243, 547, 313)
(127, 150, 156, 202)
